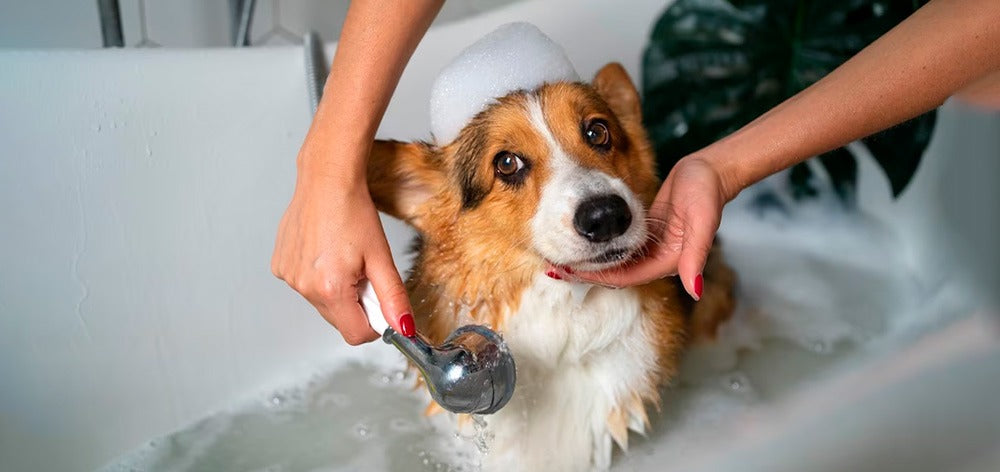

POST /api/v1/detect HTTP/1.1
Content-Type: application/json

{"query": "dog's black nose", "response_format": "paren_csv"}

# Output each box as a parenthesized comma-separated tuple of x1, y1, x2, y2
(573, 194, 632, 243)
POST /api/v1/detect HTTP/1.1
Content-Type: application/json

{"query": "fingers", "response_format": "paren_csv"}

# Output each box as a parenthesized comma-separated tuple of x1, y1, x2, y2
(298, 277, 380, 345)
(318, 297, 380, 345)
(676, 214, 715, 302)
(271, 174, 407, 346)
(365, 240, 415, 337)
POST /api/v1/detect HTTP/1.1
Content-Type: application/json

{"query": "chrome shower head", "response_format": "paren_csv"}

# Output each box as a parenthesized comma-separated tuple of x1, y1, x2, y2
(383, 325, 516, 414)
(359, 281, 516, 414)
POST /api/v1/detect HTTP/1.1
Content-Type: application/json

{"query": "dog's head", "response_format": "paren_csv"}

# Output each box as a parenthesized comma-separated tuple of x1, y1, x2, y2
(369, 63, 659, 275)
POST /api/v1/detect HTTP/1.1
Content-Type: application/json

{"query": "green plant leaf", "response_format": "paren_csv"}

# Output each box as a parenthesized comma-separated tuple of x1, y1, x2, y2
(860, 112, 937, 196)
(642, 0, 935, 200)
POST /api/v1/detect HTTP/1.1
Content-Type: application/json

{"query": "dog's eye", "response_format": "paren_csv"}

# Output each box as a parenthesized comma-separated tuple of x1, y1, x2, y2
(494, 151, 525, 177)
(584, 120, 611, 150)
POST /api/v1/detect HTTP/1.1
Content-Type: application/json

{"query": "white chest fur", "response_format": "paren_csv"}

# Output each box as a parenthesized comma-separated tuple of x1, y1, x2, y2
(481, 275, 658, 471)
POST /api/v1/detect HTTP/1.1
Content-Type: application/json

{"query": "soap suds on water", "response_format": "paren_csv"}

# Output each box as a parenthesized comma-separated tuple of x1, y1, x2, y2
(103, 183, 977, 472)
(102, 362, 480, 472)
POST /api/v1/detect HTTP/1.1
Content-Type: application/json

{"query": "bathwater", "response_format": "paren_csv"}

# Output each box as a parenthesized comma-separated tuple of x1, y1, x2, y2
(103, 186, 981, 471)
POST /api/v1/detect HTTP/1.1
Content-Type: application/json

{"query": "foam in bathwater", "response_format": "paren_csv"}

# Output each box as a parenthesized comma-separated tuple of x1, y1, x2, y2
(103, 180, 975, 471)
(429, 22, 579, 145)
(103, 360, 481, 472)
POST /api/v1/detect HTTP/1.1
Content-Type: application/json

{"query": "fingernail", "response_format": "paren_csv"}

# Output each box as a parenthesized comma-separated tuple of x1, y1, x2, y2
(693, 273, 703, 301)
(399, 313, 415, 337)
(561, 266, 574, 275)
(545, 269, 563, 280)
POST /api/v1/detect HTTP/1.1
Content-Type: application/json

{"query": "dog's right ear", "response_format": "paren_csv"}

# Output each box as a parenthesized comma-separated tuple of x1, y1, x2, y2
(367, 140, 445, 229)
(592, 63, 642, 124)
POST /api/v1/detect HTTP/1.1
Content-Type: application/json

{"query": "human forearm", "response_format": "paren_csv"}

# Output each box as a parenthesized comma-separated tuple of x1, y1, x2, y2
(273, 0, 440, 344)
(299, 0, 444, 181)
(702, 0, 1000, 198)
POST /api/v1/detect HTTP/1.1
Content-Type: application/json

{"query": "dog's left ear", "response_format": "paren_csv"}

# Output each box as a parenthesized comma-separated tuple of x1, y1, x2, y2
(367, 140, 445, 230)
(592, 63, 642, 123)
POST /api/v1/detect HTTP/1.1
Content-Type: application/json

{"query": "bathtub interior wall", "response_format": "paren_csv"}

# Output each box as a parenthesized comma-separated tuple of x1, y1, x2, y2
(1, 0, 998, 470)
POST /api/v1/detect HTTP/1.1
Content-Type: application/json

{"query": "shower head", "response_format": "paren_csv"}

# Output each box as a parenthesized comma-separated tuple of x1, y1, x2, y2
(383, 325, 516, 414)
(359, 282, 516, 414)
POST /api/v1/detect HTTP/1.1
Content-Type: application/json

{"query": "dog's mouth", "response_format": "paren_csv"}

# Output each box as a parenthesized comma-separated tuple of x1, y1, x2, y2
(544, 245, 640, 275)
(588, 247, 630, 264)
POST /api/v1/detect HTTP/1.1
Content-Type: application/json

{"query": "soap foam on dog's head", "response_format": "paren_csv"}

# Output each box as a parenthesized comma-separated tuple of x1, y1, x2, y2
(430, 22, 579, 145)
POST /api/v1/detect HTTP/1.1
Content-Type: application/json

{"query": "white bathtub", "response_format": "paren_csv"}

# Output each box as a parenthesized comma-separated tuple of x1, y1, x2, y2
(1, 1, 998, 470)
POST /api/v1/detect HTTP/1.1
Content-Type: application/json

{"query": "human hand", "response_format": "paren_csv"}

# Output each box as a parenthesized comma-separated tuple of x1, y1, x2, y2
(572, 156, 733, 300)
(271, 166, 414, 345)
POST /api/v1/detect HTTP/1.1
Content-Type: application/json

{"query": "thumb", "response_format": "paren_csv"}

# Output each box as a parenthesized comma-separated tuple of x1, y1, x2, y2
(366, 244, 415, 337)
(676, 206, 718, 301)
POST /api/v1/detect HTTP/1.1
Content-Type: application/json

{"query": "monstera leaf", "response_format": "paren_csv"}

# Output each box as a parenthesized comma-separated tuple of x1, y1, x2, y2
(642, 0, 936, 201)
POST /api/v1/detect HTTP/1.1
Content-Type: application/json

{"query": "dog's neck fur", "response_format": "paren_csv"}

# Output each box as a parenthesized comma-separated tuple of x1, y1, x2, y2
(407, 213, 542, 338)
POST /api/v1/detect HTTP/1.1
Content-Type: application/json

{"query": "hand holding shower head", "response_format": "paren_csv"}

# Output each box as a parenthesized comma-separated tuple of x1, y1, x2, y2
(303, 36, 514, 414)
(359, 281, 516, 414)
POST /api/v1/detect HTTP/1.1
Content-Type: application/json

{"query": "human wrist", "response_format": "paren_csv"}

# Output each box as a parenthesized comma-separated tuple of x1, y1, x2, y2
(690, 101, 808, 202)
(296, 139, 369, 191)
(296, 115, 373, 184)
(687, 143, 748, 203)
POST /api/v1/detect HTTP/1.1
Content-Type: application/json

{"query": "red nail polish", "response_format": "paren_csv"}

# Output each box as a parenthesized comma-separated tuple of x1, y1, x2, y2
(693, 274, 703, 300)
(545, 269, 562, 280)
(399, 313, 415, 337)
(561, 266, 574, 275)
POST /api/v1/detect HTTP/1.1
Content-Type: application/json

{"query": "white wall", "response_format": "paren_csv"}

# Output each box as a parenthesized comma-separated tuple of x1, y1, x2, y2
(0, 0, 104, 48)
(0, 1, 671, 470)
(0, 0, 524, 48)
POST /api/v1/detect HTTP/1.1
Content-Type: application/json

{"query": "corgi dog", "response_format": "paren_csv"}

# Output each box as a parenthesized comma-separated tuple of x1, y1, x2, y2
(366, 63, 734, 471)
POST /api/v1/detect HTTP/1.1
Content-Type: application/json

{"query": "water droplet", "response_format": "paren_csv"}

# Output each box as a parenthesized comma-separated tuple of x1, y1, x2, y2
(355, 423, 371, 439)
(811, 341, 829, 354)
(270, 393, 285, 407)
(145, 145, 152, 158)
(92, 124, 102, 132)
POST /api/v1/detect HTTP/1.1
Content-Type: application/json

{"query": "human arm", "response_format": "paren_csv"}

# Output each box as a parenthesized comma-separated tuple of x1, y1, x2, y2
(271, 0, 443, 344)
(574, 0, 1000, 297)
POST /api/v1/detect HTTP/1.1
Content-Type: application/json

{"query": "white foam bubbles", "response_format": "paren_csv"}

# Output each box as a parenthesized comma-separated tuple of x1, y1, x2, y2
(429, 22, 579, 145)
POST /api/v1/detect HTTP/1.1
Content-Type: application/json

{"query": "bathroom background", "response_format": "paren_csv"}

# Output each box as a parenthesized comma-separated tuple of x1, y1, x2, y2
(0, 0, 521, 49)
